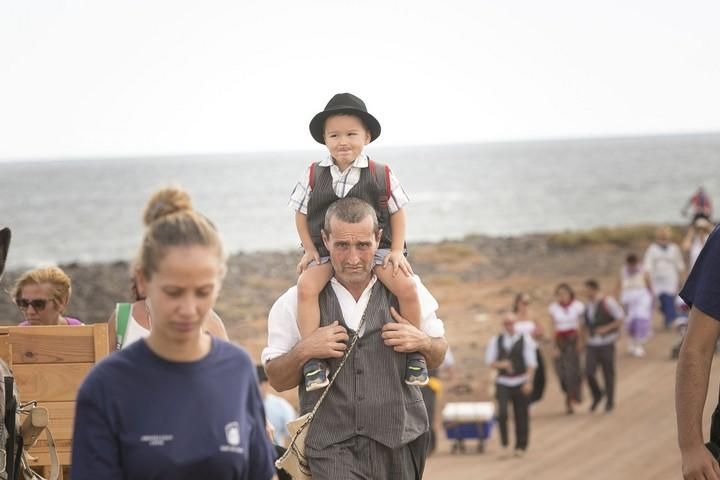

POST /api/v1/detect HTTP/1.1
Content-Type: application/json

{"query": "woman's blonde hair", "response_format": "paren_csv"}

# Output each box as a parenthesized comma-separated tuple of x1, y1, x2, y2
(136, 186, 226, 280)
(12, 266, 72, 308)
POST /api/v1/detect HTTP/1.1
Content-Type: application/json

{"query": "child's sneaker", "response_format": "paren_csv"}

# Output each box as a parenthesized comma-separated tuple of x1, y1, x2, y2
(404, 355, 429, 386)
(303, 359, 329, 391)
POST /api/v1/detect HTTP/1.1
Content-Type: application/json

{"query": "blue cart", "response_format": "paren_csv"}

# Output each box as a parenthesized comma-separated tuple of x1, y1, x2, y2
(442, 402, 495, 454)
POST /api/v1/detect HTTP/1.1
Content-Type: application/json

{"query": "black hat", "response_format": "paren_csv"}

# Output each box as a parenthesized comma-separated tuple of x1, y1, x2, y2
(309, 93, 381, 145)
(0, 226, 10, 278)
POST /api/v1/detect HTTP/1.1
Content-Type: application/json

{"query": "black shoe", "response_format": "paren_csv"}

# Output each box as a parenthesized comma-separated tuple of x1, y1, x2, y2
(303, 359, 329, 391)
(605, 403, 614, 414)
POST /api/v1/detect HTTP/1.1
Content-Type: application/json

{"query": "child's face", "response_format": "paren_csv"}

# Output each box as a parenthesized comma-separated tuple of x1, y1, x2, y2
(323, 114, 371, 167)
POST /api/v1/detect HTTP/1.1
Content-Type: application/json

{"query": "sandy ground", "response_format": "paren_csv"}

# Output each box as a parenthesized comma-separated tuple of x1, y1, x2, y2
(424, 330, 720, 480)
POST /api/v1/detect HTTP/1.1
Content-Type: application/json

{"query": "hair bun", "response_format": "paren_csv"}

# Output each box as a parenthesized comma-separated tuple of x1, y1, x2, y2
(143, 186, 193, 226)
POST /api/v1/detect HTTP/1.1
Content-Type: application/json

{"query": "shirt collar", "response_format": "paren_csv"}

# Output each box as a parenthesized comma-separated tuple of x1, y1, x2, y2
(330, 273, 377, 299)
(319, 152, 369, 169)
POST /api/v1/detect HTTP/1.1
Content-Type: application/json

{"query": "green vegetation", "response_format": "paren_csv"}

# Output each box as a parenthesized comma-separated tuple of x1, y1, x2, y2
(547, 224, 685, 248)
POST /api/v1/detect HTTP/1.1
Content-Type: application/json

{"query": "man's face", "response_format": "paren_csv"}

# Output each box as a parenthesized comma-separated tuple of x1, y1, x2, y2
(502, 315, 516, 335)
(584, 286, 598, 302)
(322, 215, 380, 290)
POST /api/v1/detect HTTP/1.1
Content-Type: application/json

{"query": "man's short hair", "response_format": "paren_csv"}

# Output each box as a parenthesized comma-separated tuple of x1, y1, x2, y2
(585, 279, 600, 290)
(324, 198, 379, 234)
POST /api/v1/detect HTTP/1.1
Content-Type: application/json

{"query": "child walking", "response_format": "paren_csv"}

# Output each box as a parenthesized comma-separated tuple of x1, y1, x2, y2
(289, 92, 428, 391)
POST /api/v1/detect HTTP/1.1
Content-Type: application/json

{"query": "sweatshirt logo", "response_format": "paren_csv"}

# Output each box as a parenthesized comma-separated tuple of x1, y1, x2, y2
(220, 421, 244, 454)
(140, 434, 174, 447)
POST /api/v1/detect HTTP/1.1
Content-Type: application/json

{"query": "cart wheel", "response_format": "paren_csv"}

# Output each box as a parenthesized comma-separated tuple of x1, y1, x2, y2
(477, 440, 485, 454)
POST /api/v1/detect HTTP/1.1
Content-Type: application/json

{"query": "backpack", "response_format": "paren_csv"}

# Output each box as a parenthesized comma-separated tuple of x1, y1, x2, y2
(0, 358, 58, 480)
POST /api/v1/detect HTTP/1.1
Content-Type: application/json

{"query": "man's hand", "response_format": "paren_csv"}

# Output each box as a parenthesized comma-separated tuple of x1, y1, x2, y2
(522, 382, 532, 397)
(381, 307, 430, 352)
(381, 250, 413, 278)
(493, 360, 513, 371)
(682, 444, 720, 480)
(300, 321, 349, 360)
(265, 321, 349, 392)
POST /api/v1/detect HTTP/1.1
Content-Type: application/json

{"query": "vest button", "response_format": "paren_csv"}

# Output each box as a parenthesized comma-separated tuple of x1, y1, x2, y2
(356, 369, 363, 375)
(357, 426, 364, 432)
(358, 395, 365, 401)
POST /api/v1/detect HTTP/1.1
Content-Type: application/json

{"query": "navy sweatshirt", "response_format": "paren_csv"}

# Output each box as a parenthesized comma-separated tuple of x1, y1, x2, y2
(71, 337, 275, 480)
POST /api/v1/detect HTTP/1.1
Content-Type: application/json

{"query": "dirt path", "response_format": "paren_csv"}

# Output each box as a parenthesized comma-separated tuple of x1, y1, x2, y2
(424, 331, 719, 479)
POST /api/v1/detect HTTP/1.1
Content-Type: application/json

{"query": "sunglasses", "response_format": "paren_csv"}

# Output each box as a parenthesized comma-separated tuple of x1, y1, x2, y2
(16, 298, 53, 311)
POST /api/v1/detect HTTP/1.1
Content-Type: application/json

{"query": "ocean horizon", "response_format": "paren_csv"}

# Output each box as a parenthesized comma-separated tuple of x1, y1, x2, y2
(1, 133, 718, 270)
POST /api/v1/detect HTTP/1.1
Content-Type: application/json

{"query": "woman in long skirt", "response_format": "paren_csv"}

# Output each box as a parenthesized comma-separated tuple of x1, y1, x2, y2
(513, 292, 546, 404)
(548, 284, 585, 414)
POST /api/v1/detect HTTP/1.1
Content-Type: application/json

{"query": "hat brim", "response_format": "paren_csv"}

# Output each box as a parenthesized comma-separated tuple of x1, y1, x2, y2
(0, 226, 10, 277)
(309, 108, 381, 145)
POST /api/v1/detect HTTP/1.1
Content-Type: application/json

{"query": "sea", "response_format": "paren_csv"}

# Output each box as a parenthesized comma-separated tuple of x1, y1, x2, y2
(1, 133, 718, 271)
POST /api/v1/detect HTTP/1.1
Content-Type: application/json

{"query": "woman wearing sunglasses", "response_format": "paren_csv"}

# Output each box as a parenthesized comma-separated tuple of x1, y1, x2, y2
(12, 266, 84, 326)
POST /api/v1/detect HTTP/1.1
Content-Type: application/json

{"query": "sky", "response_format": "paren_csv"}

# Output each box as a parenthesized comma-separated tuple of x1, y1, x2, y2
(1, 0, 719, 160)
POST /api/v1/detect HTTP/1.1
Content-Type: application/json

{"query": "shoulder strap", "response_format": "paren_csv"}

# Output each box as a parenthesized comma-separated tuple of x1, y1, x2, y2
(308, 162, 321, 191)
(115, 303, 132, 350)
(367, 159, 391, 202)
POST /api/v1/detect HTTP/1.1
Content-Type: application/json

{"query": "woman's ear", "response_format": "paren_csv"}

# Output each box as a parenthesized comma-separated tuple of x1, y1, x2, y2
(135, 269, 148, 298)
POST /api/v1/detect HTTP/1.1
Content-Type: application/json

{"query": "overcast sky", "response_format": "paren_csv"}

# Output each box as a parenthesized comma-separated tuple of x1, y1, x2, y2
(1, 0, 719, 160)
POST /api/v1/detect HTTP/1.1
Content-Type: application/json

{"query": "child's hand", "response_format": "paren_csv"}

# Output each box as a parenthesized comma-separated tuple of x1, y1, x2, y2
(382, 250, 413, 278)
(297, 249, 321, 274)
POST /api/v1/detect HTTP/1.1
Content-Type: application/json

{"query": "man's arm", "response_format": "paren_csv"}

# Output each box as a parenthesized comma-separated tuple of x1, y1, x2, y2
(265, 321, 349, 392)
(676, 306, 720, 479)
(382, 307, 448, 369)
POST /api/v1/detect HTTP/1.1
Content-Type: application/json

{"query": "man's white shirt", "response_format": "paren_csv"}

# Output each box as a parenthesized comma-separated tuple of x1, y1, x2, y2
(261, 275, 445, 366)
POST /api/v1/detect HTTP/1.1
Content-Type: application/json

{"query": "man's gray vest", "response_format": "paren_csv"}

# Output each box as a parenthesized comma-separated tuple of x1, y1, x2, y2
(298, 281, 428, 450)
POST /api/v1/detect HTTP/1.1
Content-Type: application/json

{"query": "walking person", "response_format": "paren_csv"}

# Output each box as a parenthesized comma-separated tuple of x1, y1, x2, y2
(581, 279, 624, 413)
(71, 187, 276, 479)
(643, 226, 686, 330)
(548, 283, 584, 414)
(682, 186, 713, 223)
(513, 292, 546, 404)
(618, 253, 654, 357)
(682, 217, 715, 271)
(676, 224, 720, 479)
(263, 197, 448, 479)
(106, 187, 228, 350)
(485, 311, 536, 458)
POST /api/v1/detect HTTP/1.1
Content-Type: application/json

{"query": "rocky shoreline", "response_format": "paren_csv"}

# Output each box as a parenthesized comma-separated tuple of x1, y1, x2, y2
(0, 225, 671, 397)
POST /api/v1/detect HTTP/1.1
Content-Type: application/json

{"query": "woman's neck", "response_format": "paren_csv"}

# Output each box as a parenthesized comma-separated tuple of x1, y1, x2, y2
(145, 331, 212, 362)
